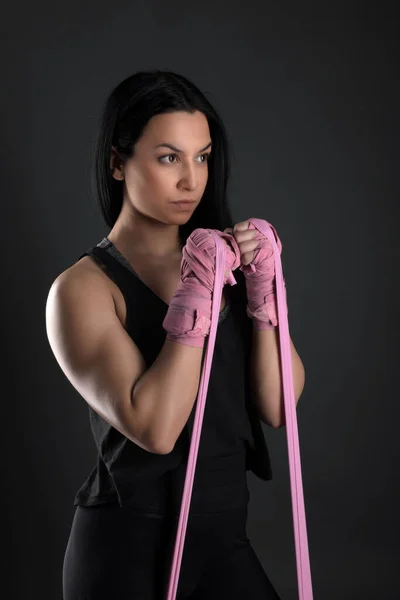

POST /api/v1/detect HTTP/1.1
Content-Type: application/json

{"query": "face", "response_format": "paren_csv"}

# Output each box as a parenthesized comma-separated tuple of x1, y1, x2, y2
(111, 110, 212, 224)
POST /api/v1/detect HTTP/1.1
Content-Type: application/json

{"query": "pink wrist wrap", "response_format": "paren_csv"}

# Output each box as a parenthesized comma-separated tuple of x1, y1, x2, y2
(239, 218, 286, 330)
(162, 228, 240, 347)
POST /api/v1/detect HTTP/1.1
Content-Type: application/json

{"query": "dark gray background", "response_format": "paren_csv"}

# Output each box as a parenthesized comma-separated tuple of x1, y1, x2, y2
(1, 2, 398, 599)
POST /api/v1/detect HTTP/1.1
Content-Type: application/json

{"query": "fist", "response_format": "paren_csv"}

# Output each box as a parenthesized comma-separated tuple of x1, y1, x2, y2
(223, 220, 260, 266)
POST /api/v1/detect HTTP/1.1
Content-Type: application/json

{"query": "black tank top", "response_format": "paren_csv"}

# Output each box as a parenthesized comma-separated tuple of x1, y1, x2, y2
(72, 238, 272, 515)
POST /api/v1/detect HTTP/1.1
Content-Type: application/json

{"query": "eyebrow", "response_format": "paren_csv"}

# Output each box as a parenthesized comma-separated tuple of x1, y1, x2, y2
(154, 141, 212, 153)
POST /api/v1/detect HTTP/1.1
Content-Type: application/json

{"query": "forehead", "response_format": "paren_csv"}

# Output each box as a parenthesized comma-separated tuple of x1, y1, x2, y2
(142, 111, 211, 145)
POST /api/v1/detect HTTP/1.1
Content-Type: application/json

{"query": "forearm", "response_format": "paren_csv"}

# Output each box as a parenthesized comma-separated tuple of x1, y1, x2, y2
(249, 325, 305, 428)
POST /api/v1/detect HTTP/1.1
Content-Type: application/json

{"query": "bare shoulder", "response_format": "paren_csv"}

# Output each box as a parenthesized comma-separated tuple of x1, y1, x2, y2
(53, 252, 107, 285)
(49, 254, 116, 309)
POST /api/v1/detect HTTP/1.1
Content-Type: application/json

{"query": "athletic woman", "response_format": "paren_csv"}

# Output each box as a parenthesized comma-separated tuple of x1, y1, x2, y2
(46, 69, 305, 599)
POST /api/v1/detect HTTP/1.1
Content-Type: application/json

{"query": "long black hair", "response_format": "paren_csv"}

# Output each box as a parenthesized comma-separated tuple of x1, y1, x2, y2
(92, 69, 235, 249)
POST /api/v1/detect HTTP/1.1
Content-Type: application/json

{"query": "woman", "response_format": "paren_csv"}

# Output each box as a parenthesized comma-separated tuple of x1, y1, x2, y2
(46, 69, 284, 599)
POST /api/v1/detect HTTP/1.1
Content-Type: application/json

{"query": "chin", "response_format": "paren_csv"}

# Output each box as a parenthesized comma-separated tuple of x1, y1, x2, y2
(169, 209, 195, 220)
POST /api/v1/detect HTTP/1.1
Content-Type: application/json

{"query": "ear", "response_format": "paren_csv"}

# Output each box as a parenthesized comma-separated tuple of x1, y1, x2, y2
(110, 145, 124, 181)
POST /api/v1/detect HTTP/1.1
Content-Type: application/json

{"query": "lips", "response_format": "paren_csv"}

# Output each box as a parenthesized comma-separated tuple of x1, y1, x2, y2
(171, 200, 197, 210)
(172, 200, 196, 204)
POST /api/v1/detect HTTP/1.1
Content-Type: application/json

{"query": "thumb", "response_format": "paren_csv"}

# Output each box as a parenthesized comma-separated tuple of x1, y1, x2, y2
(223, 227, 234, 235)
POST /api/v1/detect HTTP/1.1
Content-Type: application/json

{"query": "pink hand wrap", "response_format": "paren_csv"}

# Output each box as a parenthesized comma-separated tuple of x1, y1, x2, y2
(162, 228, 241, 347)
(239, 218, 286, 330)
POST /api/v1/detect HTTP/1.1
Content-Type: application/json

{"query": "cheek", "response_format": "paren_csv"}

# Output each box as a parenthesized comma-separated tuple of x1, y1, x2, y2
(126, 163, 165, 193)
(130, 163, 209, 195)
(147, 164, 176, 188)
(201, 168, 209, 187)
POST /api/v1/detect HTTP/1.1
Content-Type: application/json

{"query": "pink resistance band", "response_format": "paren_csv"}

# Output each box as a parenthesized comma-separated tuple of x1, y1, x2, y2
(165, 218, 314, 600)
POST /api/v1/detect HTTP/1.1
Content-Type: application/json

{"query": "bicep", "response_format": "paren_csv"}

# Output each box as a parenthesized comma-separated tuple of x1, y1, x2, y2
(45, 271, 151, 450)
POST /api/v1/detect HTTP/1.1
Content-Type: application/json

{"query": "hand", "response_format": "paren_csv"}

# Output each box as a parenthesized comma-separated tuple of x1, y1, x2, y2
(224, 220, 263, 266)
(182, 227, 241, 288)
(163, 228, 240, 348)
(224, 219, 283, 329)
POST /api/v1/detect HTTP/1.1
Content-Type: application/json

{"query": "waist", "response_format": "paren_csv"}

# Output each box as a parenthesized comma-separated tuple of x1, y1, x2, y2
(126, 450, 249, 516)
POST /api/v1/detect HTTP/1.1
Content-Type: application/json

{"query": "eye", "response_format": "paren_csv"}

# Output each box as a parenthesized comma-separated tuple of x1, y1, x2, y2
(199, 152, 211, 163)
(158, 153, 179, 164)
(158, 152, 211, 164)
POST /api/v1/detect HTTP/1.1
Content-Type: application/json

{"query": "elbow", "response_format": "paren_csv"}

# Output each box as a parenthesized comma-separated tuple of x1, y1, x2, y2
(146, 431, 176, 455)
(268, 416, 285, 429)
(151, 440, 174, 455)
(259, 412, 282, 429)
(142, 432, 172, 455)
(155, 429, 180, 454)
(273, 393, 303, 429)
(130, 387, 175, 455)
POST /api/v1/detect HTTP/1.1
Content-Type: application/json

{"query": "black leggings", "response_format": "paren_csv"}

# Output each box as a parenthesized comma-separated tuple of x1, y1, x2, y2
(63, 501, 281, 599)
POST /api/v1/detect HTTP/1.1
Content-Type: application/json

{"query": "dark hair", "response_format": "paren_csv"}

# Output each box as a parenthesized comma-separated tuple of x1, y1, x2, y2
(92, 69, 235, 248)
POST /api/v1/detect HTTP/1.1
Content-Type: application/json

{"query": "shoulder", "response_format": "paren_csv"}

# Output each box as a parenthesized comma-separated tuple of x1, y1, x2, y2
(53, 253, 104, 285)
(48, 253, 115, 310)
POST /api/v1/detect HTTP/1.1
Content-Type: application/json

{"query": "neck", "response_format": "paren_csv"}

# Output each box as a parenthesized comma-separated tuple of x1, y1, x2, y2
(108, 206, 182, 260)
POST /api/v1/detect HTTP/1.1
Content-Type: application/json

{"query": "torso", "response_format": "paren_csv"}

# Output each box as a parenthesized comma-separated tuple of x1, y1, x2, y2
(67, 252, 227, 331)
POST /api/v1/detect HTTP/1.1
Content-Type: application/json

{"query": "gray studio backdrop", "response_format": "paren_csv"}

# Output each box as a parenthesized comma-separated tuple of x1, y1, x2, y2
(1, 2, 398, 599)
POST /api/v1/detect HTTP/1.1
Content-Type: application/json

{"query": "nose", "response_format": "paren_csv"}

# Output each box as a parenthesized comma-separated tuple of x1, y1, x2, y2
(180, 163, 198, 191)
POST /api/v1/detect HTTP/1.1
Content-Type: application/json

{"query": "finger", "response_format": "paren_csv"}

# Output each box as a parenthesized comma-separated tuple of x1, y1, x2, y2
(240, 239, 259, 254)
(233, 220, 250, 233)
(234, 231, 258, 246)
(240, 250, 254, 266)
